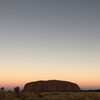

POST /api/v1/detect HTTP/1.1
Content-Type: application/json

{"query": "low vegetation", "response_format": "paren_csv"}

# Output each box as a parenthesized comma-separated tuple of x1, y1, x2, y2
(0, 91, 100, 100)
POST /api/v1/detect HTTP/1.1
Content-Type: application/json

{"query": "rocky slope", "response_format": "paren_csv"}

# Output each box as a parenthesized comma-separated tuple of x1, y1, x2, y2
(23, 80, 80, 92)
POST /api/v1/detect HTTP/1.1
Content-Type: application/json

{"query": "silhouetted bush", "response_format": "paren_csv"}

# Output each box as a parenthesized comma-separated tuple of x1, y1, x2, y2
(8, 90, 12, 92)
(0, 87, 4, 91)
(14, 86, 20, 93)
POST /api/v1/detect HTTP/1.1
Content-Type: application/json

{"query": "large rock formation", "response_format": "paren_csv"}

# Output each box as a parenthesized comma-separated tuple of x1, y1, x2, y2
(23, 80, 80, 92)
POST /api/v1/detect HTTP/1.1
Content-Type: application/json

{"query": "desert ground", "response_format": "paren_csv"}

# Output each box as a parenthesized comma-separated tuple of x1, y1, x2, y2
(0, 91, 100, 100)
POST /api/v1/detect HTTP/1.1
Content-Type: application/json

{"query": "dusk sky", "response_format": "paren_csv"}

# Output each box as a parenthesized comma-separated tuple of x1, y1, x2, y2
(0, 0, 100, 90)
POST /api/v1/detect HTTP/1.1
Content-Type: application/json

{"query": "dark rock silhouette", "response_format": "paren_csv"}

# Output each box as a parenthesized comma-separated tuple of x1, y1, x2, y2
(23, 80, 80, 92)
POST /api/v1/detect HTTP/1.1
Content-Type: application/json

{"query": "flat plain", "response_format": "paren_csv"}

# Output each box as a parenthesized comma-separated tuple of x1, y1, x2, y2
(0, 91, 100, 100)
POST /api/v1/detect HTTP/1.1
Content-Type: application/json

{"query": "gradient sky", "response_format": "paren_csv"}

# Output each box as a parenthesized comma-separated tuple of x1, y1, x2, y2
(0, 0, 100, 90)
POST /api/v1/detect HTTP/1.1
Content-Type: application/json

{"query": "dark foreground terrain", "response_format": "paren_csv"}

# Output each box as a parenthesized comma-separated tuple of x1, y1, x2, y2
(0, 91, 100, 100)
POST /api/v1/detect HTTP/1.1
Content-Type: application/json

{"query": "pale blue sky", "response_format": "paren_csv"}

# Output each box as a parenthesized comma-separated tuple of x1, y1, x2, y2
(0, 0, 100, 90)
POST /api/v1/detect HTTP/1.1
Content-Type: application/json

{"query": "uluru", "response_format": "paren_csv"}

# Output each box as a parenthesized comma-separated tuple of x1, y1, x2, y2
(23, 80, 80, 92)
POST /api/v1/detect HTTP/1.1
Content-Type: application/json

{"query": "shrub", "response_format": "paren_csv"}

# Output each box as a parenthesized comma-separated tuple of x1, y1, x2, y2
(1, 87, 4, 91)
(14, 86, 20, 93)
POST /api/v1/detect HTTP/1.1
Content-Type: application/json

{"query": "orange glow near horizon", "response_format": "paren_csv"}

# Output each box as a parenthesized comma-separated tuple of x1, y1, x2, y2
(0, 78, 100, 90)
